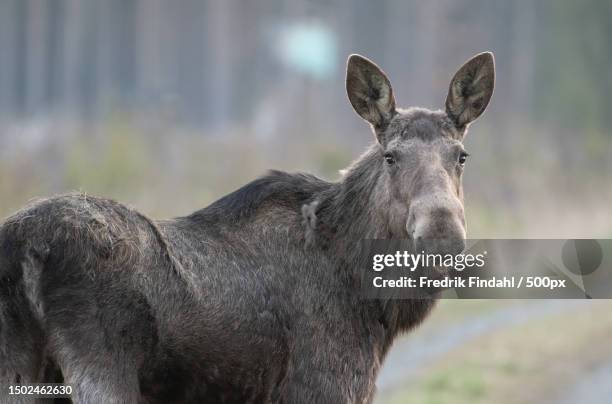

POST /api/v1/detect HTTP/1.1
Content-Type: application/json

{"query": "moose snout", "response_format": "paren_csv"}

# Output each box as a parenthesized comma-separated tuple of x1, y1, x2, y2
(407, 199, 466, 256)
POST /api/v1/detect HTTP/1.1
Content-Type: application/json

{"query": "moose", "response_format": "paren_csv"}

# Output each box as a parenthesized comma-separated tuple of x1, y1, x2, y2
(0, 52, 494, 403)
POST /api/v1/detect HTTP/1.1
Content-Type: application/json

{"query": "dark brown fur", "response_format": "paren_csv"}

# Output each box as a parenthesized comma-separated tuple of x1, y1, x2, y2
(0, 53, 494, 404)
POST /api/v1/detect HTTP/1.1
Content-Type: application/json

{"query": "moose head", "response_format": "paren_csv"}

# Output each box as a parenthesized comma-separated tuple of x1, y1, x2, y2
(345, 52, 495, 256)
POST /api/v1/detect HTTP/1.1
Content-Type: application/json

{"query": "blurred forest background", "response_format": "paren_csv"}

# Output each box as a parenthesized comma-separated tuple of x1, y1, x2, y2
(1, 0, 611, 237)
(1, 1, 612, 404)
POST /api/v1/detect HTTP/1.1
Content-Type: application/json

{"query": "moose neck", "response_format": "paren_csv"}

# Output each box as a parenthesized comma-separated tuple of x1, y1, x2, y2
(313, 144, 391, 252)
(313, 143, 437, 346)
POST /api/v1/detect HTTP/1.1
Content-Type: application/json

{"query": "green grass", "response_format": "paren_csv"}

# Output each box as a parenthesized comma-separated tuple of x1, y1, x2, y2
(385, 364, 488, 404)
(377, 301, 612, 404)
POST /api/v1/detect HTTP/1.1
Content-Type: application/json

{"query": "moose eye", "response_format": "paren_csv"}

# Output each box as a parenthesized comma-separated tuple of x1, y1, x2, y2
(458, 152, 469, 167)
(384, 153, 395, 165)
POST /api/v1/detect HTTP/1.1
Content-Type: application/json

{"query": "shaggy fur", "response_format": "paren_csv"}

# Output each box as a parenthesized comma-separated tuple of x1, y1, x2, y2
(0, 53, 494, 404)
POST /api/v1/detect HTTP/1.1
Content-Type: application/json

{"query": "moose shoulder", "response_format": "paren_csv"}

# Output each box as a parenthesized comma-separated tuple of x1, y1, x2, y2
(0, 52, 494, 404)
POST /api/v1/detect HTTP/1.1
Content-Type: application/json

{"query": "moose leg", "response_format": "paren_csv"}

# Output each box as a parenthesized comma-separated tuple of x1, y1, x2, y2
(44, 298, 154, 404)
(0, 275, 45, 404)
(43, 280, 156, 404)
(0, 306, 45, 404)
(48, 327, 143, 404)
(278, 325, 378, 404)
(59, 365, 139, 404)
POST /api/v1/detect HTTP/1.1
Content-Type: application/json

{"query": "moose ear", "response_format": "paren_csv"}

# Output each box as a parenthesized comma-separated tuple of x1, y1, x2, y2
(346, 54, 396, 131)
(445, 52, 495, 129)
